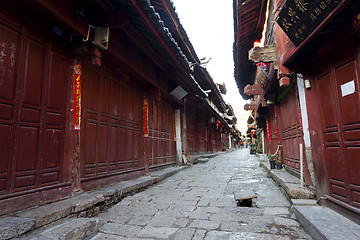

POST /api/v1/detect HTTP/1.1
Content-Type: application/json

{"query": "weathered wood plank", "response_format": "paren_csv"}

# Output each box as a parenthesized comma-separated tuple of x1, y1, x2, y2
(234, 190, 257, 201)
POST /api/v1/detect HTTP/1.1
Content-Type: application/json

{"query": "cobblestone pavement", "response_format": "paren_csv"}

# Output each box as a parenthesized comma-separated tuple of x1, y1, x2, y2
(90, 149, 312, 240)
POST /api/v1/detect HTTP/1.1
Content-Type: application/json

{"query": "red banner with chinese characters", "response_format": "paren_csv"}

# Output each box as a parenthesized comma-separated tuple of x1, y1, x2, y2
(143, 98, 149, 137)
(173, 113, 176, 141)
(266, 115, 270, 142)
(73, 63, 81, 130)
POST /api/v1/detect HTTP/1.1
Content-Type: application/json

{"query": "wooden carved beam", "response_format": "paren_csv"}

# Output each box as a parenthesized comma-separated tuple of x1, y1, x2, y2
(248, 44, 278, 70)
(244, 84, 263, 96)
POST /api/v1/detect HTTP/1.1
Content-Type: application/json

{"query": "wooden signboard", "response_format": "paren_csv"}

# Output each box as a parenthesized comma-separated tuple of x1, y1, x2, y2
(276, 0, 340, 46)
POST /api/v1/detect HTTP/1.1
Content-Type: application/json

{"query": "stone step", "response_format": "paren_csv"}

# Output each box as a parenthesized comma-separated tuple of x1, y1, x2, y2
(292, 205, 360, 240)
(0, 217, 34, 240)
(20, 218, 102, 240)
(290, 199, 317, 206)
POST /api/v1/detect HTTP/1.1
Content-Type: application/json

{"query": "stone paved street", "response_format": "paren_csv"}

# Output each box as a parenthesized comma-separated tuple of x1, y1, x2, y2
(90, 149, 312, 240)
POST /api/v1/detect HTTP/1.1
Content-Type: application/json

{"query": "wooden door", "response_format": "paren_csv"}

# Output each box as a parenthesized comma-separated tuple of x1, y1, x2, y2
(147, 95, 176, 168)
(82, 68, 142, 180)
(278, 89, 304, 173)
(0, 20, 68, 196)
(317, 42, 360, 208)
(267, 107, 278, 154)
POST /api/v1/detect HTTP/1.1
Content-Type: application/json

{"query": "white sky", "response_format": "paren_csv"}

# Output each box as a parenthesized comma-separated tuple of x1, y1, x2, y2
(171, 0, 249, 134)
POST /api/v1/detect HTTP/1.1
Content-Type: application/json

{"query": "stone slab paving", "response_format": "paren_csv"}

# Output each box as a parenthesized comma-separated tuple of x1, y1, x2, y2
(6, 166, 185, 239)
(90, 149, 312, 240)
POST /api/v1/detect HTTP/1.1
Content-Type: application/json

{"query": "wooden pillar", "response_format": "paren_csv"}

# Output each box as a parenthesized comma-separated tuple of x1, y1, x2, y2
(297, 74, 315, 186)
(143, 97, 149, 173)
(68, 59, 83, 194)
(182, 99, 188, 159)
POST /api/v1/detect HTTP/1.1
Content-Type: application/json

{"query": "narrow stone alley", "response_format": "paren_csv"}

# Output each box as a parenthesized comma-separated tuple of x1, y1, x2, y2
(89, 149, 311, 240)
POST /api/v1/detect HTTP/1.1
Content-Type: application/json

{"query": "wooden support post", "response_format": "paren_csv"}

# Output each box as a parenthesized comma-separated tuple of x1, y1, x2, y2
(300, 143, 304, 187)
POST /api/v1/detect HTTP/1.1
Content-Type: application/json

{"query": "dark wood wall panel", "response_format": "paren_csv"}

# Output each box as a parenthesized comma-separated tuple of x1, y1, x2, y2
(0, 18, 68, 196)
(82, 68, 143, 180)
(316, 44, 360, 209)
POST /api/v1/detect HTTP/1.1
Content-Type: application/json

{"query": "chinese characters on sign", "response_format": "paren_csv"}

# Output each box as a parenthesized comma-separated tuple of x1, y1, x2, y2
(143, 98, 149, 137)
(266, 116, 270, 143)
(276, 0, 340, 46)
(73, 63, 81, 130)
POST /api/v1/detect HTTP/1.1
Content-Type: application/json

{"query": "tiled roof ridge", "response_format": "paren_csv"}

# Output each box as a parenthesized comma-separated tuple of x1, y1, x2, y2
(141, 0, 191, 68)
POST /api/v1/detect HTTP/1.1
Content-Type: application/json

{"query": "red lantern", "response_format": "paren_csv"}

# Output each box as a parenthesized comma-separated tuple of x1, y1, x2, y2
(250, 129, 256, 136)
(216, 120, 220, 130)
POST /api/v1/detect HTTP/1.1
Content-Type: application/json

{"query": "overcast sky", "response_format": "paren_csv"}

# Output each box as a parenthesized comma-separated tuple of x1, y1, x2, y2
(171, 0, 249, 133)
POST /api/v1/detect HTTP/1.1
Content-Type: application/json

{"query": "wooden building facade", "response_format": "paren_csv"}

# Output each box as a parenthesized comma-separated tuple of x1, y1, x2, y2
(0, 0, 237, 215)
(234, 0, 360, 220)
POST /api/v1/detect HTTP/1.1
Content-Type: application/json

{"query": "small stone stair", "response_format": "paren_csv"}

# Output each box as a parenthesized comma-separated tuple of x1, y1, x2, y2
(19, 218, 102, 240)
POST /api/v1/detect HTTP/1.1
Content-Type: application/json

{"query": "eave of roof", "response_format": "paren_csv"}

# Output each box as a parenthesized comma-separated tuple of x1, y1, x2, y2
(233, 0, 267, 99)
(116, 0, 235, 124)
(149, 0, 229, 113)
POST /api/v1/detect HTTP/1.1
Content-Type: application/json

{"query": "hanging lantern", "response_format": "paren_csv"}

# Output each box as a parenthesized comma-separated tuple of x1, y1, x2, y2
(216, 120, 220, 130)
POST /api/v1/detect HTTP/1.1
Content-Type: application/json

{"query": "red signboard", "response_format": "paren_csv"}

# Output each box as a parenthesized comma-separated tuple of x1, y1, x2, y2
(73, 63, 81, 130)
(144, 98, 149, 137)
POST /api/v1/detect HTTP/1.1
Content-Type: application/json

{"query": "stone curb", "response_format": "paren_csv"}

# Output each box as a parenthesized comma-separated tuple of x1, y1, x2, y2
(20, 218, 103, 240)
(257, 155, 360, 240)
(259, 160, 315, 199)
(291, 205, 360, 240)
(0, 166, 186, 239)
